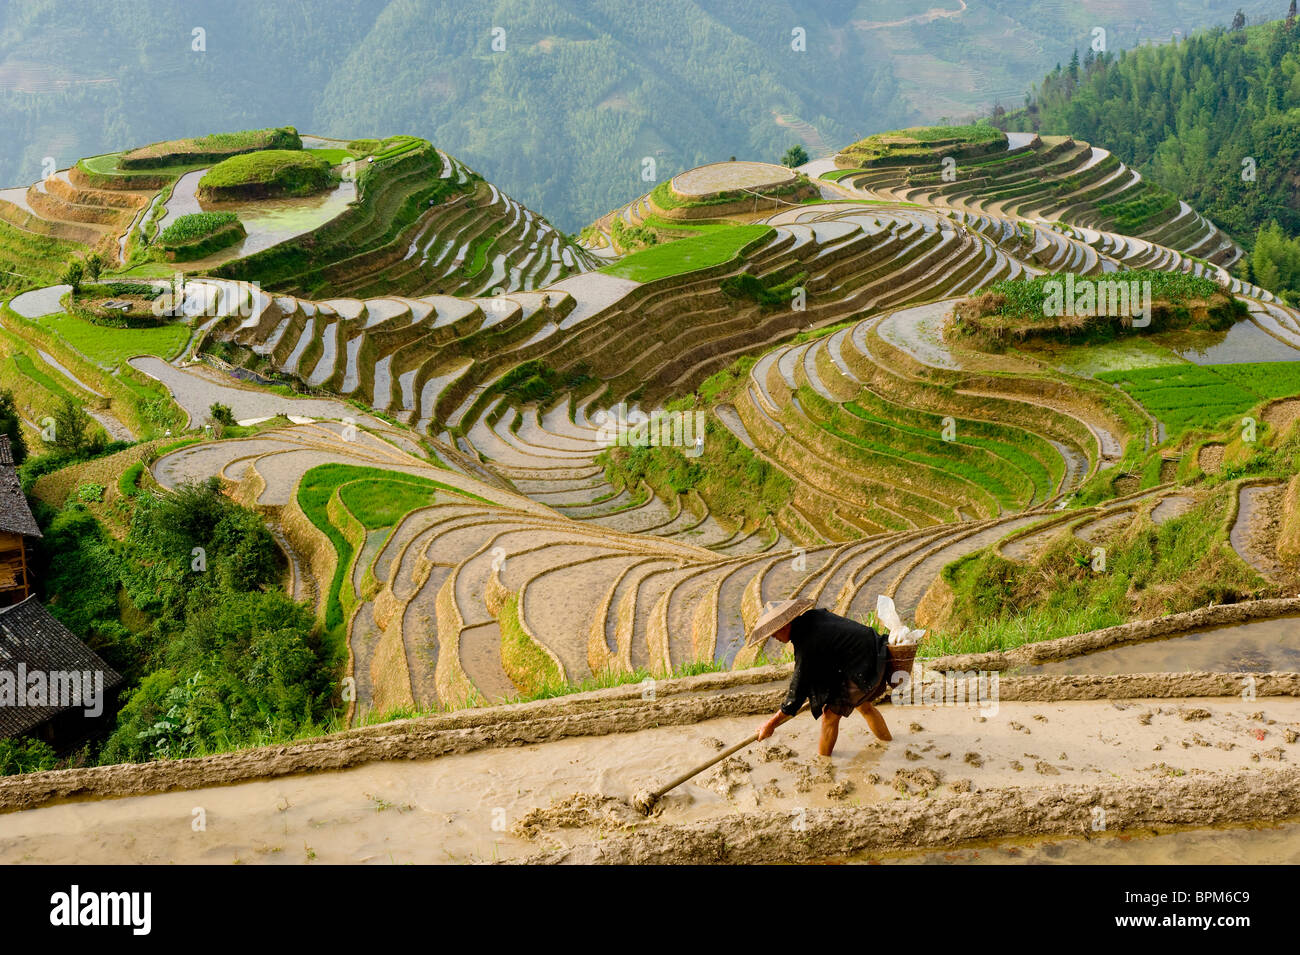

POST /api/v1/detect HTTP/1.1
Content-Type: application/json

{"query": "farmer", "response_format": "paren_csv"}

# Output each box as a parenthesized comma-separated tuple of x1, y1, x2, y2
(750, 598, 894, 756)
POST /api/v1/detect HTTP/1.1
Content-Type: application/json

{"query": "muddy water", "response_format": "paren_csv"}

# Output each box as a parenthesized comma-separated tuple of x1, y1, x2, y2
(1231, 483, 1283, 579)
(2, 696, 1296, 864)
(7, 284, 70, 318)
(1021, 616, 1300, 675)
(1174, 319, 1300, 364)
(858, 820, 1300, 864)
(156, 174, 356, 269)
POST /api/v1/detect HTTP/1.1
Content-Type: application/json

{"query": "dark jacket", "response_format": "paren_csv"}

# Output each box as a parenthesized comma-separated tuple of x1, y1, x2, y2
(779, 608, 889, 719)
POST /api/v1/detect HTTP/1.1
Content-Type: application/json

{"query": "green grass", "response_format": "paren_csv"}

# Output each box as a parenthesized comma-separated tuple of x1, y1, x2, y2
(840, 123, 1005, 164)
(32, 312, 189, 367)
(198, 150, 332, 198)
(841, 397, 1056, 504)
(78, 152, 198, 182)
(600, 225, 772, 282)
(118, 461, 144, 498)
(11, 351, 78, 401)
(820, 168, 867, 182)
(336, 478, 441, 529)
(79, 152, 131, 176)
(121, 127, 300, 169)
(297, 464, 490, 628)
(639, 213, 739, 234)
(1099, 362, 1300, 435)
(305, 148, 354, 165)
(497, 591, 562, 696)
(930, 488, 1260, 656)
(111, 262, 179, 280)
(0, 219, 83, 292)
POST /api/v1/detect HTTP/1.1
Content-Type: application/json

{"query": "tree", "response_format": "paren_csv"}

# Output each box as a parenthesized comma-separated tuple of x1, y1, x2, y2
(49, 396, 94, 457)
(60, 258, 84, 293)
(209, 402, 236, 427)
(84, 252, 103, 284)
(1231, 9, 1246, 30)
(0, 389, 26, 464)
(1252, 221, 1300, 298)
(781, 144, 809, 168)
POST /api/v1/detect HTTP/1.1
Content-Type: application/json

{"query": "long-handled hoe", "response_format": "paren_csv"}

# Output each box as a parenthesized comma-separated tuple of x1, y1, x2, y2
(631, 703, 809, 816)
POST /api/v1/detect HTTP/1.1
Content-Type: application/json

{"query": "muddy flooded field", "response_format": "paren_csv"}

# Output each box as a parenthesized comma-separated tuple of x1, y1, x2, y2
(1020, 617, 1300, 676)
(1173, 319, 1300, 364)
(856, 820, 1300, 864)
(157, 172, 356, 269)
(2, 695, 1296, 864)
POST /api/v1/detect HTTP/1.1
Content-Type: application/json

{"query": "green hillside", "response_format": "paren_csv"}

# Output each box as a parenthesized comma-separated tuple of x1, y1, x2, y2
(1003, 11, 1300, 297)
(0, 0, 1284, 231)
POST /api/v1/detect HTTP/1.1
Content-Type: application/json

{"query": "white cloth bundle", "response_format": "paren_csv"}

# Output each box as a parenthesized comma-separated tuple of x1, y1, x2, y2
(876, 594, 926, 646)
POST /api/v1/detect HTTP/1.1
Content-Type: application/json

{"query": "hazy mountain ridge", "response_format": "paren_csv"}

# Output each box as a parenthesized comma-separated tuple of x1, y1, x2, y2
(0, 0, 1284, 230)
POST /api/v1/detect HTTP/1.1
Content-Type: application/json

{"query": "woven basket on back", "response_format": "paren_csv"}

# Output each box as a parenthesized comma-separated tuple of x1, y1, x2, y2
(886, 642, 919, 681)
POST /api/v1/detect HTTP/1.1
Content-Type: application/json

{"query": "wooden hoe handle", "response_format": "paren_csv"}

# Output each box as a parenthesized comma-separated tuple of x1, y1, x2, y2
(646, 702, 810, 803)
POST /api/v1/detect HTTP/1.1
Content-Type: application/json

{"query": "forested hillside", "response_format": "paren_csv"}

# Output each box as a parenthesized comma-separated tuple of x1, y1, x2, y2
(0, 0, 1282, 230)
(1003, 10, 1300, 299)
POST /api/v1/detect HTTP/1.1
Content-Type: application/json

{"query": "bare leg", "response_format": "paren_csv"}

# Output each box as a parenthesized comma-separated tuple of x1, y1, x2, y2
(857, 702, 892, 741)
(818, 711, 841, 757)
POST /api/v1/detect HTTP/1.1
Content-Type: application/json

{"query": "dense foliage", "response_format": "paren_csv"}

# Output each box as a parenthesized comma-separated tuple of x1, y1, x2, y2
(0, 388, 27, 463)
(976, 270, 1226, 318)
(1004, 13, 1300, 281)
(35, 478, 338, 764)
(0, 1, 1259, 231)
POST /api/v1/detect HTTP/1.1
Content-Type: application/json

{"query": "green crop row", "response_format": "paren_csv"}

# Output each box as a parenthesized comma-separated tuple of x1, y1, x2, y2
(1099, 361, 1300, 435)
(600, 225, 772, 282)
(159, 212, 241, 245)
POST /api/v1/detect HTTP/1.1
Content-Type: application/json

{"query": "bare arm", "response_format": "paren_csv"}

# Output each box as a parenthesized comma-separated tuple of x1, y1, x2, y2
(757, 709, 793, 741)
(758, 654, 806, 740)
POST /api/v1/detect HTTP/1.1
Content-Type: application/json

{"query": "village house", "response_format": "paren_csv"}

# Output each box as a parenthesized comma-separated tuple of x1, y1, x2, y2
(0, 434, 123, 746)
(0, 435, 38, 606)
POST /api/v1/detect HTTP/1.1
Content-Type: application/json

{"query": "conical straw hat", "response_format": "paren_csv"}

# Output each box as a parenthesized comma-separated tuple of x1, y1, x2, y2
(745, 598, 815, 646)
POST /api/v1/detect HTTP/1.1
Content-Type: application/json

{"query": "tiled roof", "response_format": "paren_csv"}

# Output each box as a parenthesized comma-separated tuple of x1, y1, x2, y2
(0, 436, 40, 538)
(0, 596, 123, 738)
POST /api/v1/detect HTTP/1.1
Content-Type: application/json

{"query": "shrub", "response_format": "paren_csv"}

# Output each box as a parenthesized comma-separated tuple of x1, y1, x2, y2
(209, 402, 236, 427)
(77, 483, 105, 503)
(118, 461, 145, 498)
(0, 738, 57, 775)
(60, 259, 84, 293)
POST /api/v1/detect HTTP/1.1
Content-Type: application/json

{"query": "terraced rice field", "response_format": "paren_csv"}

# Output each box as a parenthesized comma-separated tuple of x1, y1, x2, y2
(6, 125, 1299, 725)
(4, 123, 1300, 868)
(129, 129, 1298, 716)
(1100, 363, 1300, 436)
